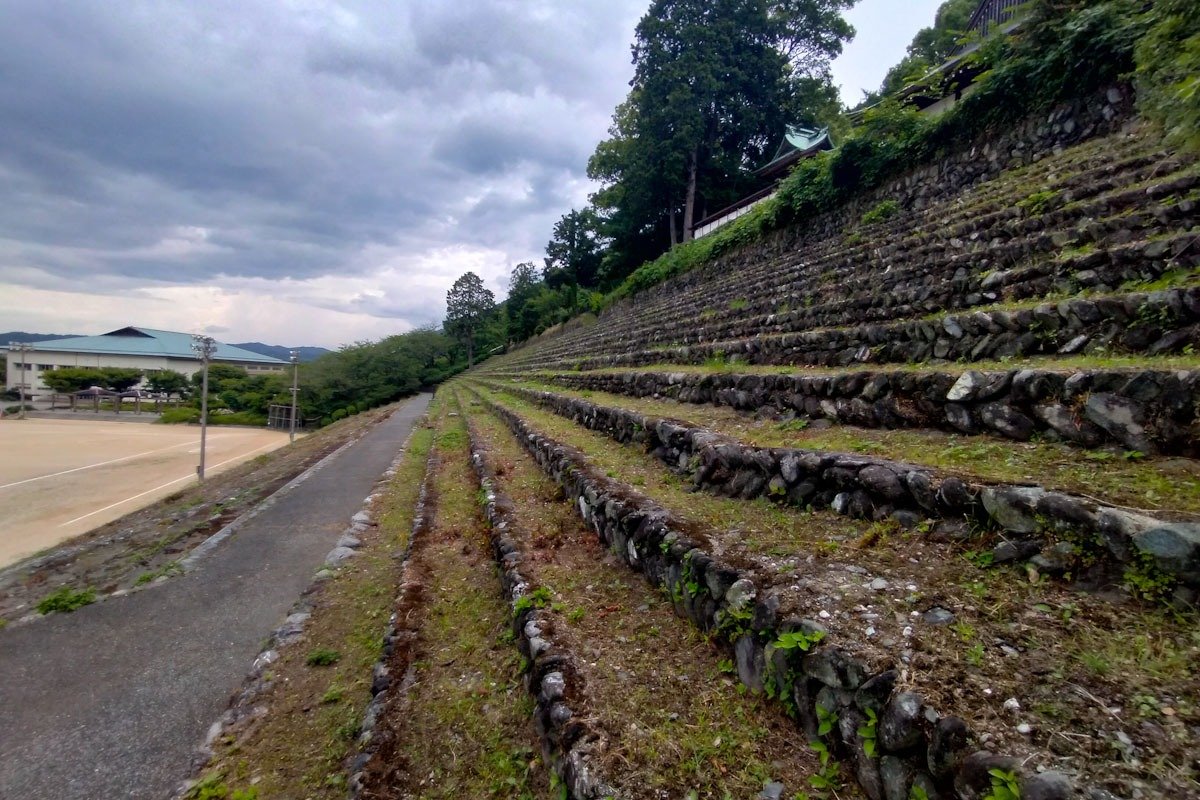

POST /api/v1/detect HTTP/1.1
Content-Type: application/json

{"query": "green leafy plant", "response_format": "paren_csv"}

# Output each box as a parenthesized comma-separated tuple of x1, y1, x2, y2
(305, 648, 341, 667)
(983, 767, 1022, 800)
(37, 586, 96, 615)
(773, 629, 826, 653)
(816, 702, 838, 737)
(513, 586, 553, 617)
(861, 199, 900, 225)
(808, 741, 841, 791)
(857, 707, 879, 757)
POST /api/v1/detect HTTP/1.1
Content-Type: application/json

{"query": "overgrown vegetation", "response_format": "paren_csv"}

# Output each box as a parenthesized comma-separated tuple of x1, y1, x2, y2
(605, 0, 1154, 308)
(36, 586, 96, 615)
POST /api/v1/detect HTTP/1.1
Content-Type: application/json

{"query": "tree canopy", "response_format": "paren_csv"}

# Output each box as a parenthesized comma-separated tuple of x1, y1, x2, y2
(443, 272, 496, 367)
(587, 0, 856, 284)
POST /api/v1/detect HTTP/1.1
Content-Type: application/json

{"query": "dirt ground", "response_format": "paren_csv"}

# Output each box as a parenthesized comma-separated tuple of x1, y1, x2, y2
(0, 418, 292, 567)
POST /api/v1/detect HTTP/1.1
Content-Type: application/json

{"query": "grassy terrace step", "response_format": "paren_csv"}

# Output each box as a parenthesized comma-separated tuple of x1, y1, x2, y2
(537, 176, 1199, 355)
(485, 378, 1200, 516)
(493, 140, 1194, 367)
(475, 380, 1200, 608)
(505, 285, 1200, 375)
(354, 399, 554, 799)
(462, 388, 832, 799)
(520, 131, 1173, 354)
(494, 358, 1200, 456)
(458, 382, 1200, 799)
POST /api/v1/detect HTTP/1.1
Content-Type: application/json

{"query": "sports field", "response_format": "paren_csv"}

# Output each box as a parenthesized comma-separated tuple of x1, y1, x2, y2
(0, 418, 292, 568)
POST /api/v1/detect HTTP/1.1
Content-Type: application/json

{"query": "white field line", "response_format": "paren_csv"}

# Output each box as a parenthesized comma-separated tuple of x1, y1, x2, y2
(0, 433, 247, 491)
(57, 441, 282, 528)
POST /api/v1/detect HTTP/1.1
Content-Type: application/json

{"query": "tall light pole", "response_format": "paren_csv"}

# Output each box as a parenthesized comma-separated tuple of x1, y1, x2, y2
(191, 335, 217, 481)
(289, 350, 299, 444)
(8, 342, 31, 419)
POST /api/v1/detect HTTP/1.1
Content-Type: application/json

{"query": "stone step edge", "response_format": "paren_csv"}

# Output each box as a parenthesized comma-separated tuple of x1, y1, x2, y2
(348, 433, 439, 797)
(517, 239, 1199, 364)
(573, 195, 1198, 345)
(481, 381, 1199, 597)
(464, 407, 620, 800)
(465, 385, 1087, 800)
(521, 285, 1200, 373)
(514, 364, 1200, 457)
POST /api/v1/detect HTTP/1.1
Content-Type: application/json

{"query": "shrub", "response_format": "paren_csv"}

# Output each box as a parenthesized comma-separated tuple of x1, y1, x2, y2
(861, 199, 900, 225)
(1136, 0, 1200, 151)
(37, 586, 96, 615)
(159, 408, 201, 424)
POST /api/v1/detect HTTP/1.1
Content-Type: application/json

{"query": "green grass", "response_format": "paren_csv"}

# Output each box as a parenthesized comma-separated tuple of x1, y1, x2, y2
(36, 586, 96, 615)
(502, 379, 1200, 517)
(305, 648, 341, 667)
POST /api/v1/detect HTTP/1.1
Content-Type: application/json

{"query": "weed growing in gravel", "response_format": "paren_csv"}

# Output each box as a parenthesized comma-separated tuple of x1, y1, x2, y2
(36, 586, 95, 615)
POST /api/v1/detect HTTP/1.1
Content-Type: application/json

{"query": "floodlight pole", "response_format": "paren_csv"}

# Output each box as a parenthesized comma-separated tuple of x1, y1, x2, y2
(192, 335, 217, 481)
(289, 350, 299, 443)
(9, 342, 31, 419)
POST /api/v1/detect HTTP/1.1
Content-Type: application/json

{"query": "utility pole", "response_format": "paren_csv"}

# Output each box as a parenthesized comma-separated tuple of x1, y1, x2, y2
(8, 342, 31, 419)
(191, 335, 217, 481)
(289, 350, 299, 444)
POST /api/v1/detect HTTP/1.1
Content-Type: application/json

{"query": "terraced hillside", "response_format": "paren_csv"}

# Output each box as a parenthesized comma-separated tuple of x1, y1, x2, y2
(459, 90, 1199, 799)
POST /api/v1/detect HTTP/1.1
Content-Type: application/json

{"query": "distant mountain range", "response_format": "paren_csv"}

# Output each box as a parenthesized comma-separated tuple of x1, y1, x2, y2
(1, 332, 330, 362)
(231, 343, 330, 362)
(0, 331, 77, 344)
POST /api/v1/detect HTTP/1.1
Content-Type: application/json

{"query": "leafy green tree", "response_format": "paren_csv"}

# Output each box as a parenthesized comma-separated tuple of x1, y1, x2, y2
(544, 209, 604, 289)
(443, 271, 496, 368)
(99, 368, 144, 392)
(1136, 0, 1200, 151)
(505, 262, 544, 342)
(865, 0, 986, 105)
(146, 369, 190, 395)
(41, 368, 107, 394)
(588, 0, 856, 284)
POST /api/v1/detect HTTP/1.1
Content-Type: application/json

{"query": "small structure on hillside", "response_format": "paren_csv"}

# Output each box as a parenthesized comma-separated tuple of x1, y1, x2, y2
(857, 0, 1026, 120)
(692, 125, 833, 239)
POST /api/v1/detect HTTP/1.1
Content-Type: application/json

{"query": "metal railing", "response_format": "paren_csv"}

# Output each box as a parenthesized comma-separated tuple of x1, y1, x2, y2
(965, 0, 1025, 39)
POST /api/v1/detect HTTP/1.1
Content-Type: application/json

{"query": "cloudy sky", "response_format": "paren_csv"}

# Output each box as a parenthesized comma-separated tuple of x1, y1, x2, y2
(0, 0, 942, 348)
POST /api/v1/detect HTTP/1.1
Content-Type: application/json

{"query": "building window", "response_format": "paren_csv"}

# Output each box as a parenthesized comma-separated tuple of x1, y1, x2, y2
(37, 364, 56, 371)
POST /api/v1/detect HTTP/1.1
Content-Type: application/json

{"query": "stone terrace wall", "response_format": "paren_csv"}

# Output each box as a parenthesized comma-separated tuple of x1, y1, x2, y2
(540, 366, 1200, 456)
(598, 85, 1139, 327)
(485, 383, 1200, 600)
(474, 391, 1099, 800)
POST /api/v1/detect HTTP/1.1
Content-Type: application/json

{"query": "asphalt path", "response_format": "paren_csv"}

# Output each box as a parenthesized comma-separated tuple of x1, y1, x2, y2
(0, 393, 431, 800)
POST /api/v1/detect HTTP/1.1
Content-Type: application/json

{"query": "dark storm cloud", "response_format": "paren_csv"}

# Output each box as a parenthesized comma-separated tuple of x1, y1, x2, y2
(0, 0, 644, 303)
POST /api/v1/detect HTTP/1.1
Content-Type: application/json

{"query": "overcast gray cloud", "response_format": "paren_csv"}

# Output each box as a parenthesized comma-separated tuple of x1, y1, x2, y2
(0, 0, 645, 346)
(0, 0, 936, 348)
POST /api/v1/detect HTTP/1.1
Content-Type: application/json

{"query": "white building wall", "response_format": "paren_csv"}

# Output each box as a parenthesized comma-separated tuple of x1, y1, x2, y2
(5, 349, 284, 396)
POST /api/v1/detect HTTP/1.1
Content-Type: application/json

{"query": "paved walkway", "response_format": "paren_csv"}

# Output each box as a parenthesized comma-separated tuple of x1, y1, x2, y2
(0, 394, 431, 800)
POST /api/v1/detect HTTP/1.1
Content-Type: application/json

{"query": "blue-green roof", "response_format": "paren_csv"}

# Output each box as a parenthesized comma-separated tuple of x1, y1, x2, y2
(25, 327, 285, 364)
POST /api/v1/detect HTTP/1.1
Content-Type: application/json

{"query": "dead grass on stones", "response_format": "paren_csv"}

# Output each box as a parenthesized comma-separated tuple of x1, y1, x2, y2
(465, 394, 834, 799)
(466, 385, 1200, 798)
(358, 398, 551, 800)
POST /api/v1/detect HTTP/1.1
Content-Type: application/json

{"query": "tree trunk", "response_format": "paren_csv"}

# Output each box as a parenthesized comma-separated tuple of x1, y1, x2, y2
(669, 202, 679, 247)
(467, 335, 474, 369)
(682, 145, 698, 242)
